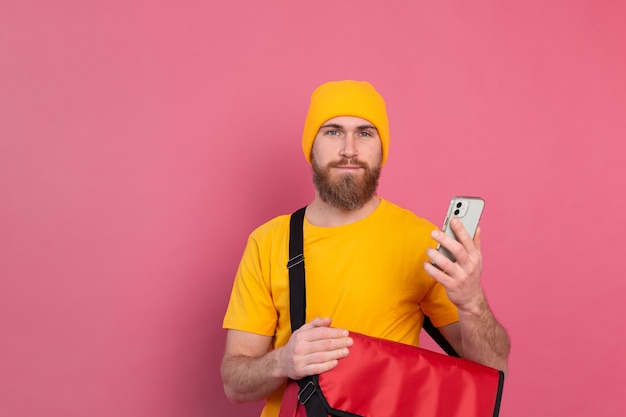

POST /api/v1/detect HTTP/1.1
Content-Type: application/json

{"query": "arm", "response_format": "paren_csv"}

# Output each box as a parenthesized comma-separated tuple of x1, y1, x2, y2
(221, 317, 353, 403)
(424, 218, 510, 374)
(221, 330, 282, 403)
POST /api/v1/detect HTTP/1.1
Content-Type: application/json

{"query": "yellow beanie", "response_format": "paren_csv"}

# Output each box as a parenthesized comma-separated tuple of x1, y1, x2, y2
(302, 80, 390, 166)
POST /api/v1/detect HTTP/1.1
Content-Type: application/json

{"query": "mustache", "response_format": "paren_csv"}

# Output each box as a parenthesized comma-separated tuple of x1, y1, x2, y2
(327, 158, 369, 169)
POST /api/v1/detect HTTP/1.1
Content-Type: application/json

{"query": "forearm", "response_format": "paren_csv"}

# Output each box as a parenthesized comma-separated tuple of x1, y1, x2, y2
(458, 298, 510, 374)
(221, 349, 287, 403)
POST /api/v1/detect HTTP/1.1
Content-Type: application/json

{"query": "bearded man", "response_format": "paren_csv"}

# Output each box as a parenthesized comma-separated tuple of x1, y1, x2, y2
(220, 80, 510, 417)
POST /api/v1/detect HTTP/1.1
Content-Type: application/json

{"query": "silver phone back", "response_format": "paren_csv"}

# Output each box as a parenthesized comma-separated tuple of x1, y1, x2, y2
(438, 196, 485, 262)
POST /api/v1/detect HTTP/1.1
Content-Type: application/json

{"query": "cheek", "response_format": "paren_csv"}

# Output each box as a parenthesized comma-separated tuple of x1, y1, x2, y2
(310, 146, 326, 168)
(311, 140, 336, 161)
(362, 143, 383, 163)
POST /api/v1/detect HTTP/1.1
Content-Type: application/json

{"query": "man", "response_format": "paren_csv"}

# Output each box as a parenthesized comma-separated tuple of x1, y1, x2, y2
(221, 80, 510, 417)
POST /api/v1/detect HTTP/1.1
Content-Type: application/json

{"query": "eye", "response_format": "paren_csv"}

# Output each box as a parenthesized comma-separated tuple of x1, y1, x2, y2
(325, 129, 340, 136)
(358, 130, 373, 137)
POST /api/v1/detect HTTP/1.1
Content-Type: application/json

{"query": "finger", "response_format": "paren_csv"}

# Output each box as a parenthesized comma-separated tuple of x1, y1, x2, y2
(304, 359, 340, 376)
(303, 333, 353, 354)
(430, 229, 464, 262)
(297, 317, 334, 335)
(308, 317, 333, 328)
(302, 348, 350, 375)
(448, 219, 480, 262)
(288, 341, 350, 379)
(426, 247, 451, 273)
(431, 228, 463, 251)
(424, 251, 457, 285)
(449, 218, 473, 247)
(297, 318, 350, 342)
(473, 226, 482, 252)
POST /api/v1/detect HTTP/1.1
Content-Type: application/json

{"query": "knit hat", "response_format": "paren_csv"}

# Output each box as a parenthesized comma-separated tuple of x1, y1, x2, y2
(302, 80, 390, 166)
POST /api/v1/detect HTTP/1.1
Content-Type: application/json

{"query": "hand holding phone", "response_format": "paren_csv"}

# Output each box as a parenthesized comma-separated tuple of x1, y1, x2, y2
(437, 196, 485, 262)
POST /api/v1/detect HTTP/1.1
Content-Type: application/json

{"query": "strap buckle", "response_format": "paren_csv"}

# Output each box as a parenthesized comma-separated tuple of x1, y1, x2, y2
(287, 254, 304, 269)
(297, 380, 316, 404)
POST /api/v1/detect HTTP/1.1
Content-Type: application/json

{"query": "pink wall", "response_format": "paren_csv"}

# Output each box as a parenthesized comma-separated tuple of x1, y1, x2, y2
(1, 1, 625, 416)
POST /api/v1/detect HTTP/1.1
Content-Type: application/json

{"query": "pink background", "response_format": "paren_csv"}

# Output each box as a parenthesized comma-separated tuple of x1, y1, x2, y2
(1, 1, 625, 416)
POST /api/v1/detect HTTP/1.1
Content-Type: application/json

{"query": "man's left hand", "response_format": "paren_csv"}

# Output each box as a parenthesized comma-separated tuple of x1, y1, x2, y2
(424, 218, 486, 313)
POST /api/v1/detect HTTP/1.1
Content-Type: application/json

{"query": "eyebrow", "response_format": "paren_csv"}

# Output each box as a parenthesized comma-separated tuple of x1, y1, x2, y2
(320, 123, 377, 130)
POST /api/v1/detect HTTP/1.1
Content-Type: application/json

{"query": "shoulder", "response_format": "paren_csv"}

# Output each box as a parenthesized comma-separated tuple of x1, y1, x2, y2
(251, 213, 290, 233)
(246, 211, 300, 249)
(378, 198, 437, 230)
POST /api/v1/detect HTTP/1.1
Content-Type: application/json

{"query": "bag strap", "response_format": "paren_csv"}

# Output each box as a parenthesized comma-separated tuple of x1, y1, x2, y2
(423, 316, 460, 357)
(287, 207, 328, 416)
(287, 206, 307, 331)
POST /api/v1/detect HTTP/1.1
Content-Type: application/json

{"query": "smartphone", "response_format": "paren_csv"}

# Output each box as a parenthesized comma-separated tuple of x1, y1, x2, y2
(436, 196, 485, 262)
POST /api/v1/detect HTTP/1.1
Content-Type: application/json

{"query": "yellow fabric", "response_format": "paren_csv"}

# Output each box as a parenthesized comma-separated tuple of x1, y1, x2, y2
(223, 198, 459, 417)
(301, 80, 390, 166)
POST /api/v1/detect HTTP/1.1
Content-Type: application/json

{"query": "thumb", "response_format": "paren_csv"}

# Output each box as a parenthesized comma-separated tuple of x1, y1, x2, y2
(306, 317, 333, 329)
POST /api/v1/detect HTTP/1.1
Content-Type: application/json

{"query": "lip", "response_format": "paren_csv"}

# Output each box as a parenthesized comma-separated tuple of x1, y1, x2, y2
(333, 165, 361, 170)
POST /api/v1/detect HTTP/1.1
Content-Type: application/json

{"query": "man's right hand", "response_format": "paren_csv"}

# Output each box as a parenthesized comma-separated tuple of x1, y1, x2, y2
(277, 317, 353, 380)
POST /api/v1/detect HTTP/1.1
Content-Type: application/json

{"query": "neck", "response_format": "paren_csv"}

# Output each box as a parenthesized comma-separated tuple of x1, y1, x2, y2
(305, 194, 381, 227)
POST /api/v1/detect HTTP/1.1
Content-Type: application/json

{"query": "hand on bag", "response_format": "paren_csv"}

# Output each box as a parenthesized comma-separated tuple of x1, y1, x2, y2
(278, 317, 352, 380)
(424, 218, 486, 313)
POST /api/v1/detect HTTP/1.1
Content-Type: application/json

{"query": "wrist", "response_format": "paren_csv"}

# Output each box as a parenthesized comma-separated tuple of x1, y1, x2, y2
(456, 295, 490, 319)
(271, 345, 297, 380)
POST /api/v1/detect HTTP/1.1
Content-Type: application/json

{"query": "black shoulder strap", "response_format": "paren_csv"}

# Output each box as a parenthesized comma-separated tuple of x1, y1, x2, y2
(287, 206, 307, 331)
(287, 207, 328, 417)
(423, 316, 460, 357)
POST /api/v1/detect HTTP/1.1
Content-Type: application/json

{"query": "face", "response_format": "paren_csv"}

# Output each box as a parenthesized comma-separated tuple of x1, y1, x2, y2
(310, 116, 383, 210)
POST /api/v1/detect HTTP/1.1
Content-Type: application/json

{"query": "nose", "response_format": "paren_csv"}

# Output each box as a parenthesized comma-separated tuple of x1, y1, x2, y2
(339, 134, 357, 158)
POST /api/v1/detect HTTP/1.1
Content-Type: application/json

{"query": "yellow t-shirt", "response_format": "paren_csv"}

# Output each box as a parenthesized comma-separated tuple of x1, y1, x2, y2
(223, 198, 459, 417)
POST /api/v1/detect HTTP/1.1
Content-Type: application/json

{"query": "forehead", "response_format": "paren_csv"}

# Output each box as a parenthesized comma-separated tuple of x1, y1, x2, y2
(320, 116, 377, 130)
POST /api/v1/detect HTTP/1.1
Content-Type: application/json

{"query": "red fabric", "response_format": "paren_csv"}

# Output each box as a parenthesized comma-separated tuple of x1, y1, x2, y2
(280, 332, 503, 417)
(279, 381, 296, 417)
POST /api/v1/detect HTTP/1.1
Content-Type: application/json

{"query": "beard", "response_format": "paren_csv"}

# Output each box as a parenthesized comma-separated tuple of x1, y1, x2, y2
(312, 156, 381, 210)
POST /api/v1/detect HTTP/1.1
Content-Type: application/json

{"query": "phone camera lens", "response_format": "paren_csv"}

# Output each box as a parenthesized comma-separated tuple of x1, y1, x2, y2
(456, 202, 462, 208)
(454, 209, 460, 215)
